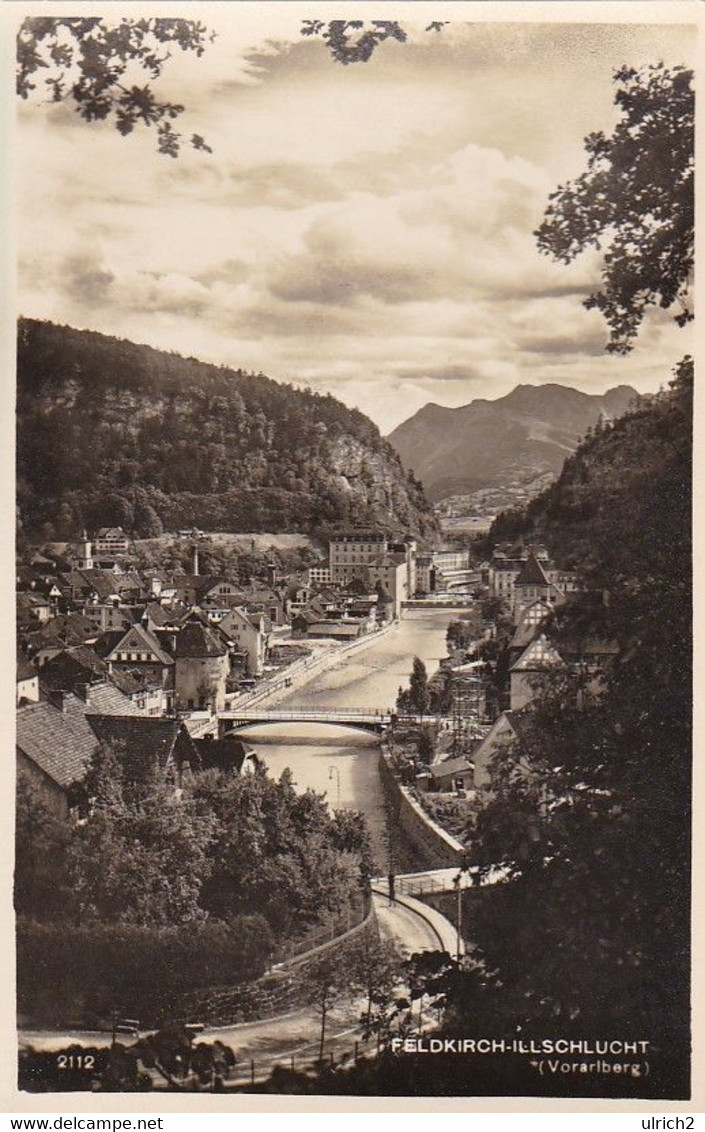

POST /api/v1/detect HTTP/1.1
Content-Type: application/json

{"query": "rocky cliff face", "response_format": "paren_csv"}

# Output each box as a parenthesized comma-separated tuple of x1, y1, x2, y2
(388, 383, 639, 502)
(17, 319, 438, 542)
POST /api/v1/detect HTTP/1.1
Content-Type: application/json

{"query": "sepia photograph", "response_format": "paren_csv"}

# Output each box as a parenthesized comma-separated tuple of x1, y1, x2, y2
(10, 1, 695, 1102)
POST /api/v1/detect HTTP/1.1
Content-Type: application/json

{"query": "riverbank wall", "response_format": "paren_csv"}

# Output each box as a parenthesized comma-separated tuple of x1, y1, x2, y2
(231, 619, 399, 713)
(379, 750, 467, 871)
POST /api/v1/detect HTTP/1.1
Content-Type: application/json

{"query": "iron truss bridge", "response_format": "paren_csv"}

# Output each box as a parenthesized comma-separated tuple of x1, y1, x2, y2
(219, 707, 393, 733)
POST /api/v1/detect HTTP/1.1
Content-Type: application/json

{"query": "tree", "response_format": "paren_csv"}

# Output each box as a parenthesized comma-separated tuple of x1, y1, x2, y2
(535, 64, 694, 353)
(465, 371, 691, 1057)
(66, 742, 215, 925)
(17, 17, 214, 155)
(129, 1024, 236, 1090)
(15, 772, 71, 919)
(299, 947, 356, 1064)
(133, 490, 164, 538)
(186, 768, 367, 937)
(350, 933, 405, 1047)
(301, 20, 407, 64)
(408, 656, 431, 717)
(417, 726, 435, 766)
(330, 809, 374, 890)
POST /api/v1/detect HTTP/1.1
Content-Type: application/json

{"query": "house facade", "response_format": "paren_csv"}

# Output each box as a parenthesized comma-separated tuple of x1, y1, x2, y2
(219, 607, 268, 676)
(509, 633, 565, 710)
(174, 622, 229, 712)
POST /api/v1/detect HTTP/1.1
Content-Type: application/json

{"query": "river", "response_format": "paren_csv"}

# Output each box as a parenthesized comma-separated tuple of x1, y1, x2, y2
(237, 609, 459, 868)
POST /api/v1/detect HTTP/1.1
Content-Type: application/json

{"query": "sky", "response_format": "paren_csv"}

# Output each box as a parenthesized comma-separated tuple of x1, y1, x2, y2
(16, 7, 696, 434)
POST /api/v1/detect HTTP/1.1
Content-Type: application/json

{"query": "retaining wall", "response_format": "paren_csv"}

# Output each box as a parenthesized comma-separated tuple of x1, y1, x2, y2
(230, 619, 399, 713)
(379, 751, 466, 870)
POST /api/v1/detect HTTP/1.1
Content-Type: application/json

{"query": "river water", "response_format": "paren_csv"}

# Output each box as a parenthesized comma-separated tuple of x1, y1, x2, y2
(238, 609, 457, 868)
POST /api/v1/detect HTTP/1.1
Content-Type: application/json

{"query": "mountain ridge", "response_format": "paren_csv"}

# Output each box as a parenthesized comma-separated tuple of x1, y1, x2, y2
(387, 381, 640, 502)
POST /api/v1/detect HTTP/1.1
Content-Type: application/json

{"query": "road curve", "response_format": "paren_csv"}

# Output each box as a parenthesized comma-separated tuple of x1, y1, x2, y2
(372, 888, 463, 958)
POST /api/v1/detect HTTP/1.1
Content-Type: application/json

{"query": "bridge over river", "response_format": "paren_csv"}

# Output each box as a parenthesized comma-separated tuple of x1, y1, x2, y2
(227, 607, 468, 869)
(219, 707, 393, 735)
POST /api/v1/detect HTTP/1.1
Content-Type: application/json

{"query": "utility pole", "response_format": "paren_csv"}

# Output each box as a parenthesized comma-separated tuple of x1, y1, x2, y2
(453, 872, 463, 961)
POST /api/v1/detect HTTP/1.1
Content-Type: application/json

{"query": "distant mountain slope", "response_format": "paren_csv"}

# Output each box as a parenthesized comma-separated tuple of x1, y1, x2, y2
(487, 363, 691, 581)
(17, 319, 438, 542)
(387, 383, 638, 501)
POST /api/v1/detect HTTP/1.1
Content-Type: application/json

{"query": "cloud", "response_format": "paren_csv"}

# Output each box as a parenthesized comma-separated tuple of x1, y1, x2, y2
(394, 364, 485, 384)
(63, 253, 115, 305)
(16, 17, 695, 435)
(195, 259, 250, 286)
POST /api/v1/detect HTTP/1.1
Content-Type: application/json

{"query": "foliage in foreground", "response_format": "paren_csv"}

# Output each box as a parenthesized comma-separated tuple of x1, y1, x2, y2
(16, 755, 374, 1023)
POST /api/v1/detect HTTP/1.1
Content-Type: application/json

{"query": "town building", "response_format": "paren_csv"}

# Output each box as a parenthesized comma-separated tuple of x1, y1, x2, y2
(365, 552, 409, 618)
(329, 531, 388, 584)
(428, 755, 474, 793)
(219, 606, 269, 677)
(16, 682, 145, 817)
(509, 633, 565, 710)
(415, 553, 434, 594)
(87, 715, 200, 791)
(192, 738, 261, 776)
(512, 552, 565, 618)
(94, 527, 131, 556)
(16, 655, 39, 707)
(99, 623, 175, 710)
(470, 709, 535, 790)
(308, 565, 332, 586)
(174, 621, 229, 713)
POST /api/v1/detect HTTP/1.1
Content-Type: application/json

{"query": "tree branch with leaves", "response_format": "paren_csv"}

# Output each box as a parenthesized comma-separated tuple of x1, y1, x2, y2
(17, 16, 215, 156)
(535, 63, 694, 353)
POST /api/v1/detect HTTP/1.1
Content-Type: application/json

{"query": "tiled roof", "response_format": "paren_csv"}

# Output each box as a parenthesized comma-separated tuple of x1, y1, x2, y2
(87, 715, 189, 778)
(510, 634, 564, 672)
(78, 569, 121, 600)
(92, 630, 126, 659)
(176, 622, 228, 658)
(509, 620, 542, 651)
(106, 623, 174, 667)
(17, 592, 51, 614)
(32, 614, 98, 648)
(17, 700, 100, 789)
(75, 683, 147, 717)
(430, 756, 473, 779)
(62, 570, 92, 590)
(514, 553, 551, 588)
(17, 654, 36, 682)
(117, 572, 144, 591)
(142, 602, 174, 627)
(293, 609, 319, 625)
(16, 682, 144, 791)
(369, 553, 406, 569)
(502, 709, 536, 743)
(96, 527, 126, 539)
(40, 646, 109, 691)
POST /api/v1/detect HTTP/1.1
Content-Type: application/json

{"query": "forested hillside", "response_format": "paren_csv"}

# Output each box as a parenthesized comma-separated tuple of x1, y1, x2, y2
(16, 319, 438, 542)
(470, 358, 692, 1089)
(488, 362, 691, 595)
